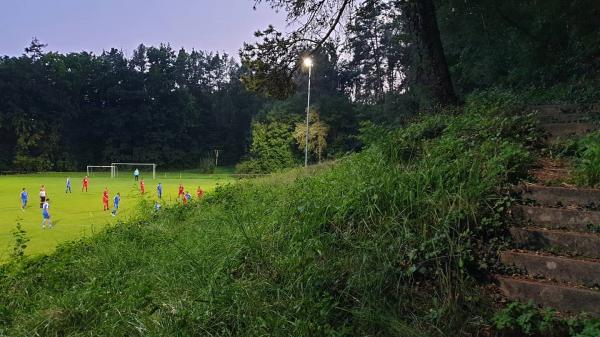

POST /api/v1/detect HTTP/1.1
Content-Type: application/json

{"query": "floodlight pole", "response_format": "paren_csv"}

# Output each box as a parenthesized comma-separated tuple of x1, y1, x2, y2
(304, 59, 312, 167)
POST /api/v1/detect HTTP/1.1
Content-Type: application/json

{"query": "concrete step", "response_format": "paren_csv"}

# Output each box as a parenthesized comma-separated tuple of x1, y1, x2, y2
(512, 205, 600, 231)
(497, 276, 600, 315)
(500, 250, 600, 287)
(521, 185, 600, 208)
(533, 104, 589, 123)
(510, 227, 600, 258)
(540, 122, 598, 141)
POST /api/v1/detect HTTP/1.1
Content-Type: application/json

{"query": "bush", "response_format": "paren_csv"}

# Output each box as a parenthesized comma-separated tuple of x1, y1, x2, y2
(198, 155, 215, 174)
(235, 158, 263, 174)
(236, 121, 298, 174)
(493, 301, 600, 337)
(573, 132, 600, 187)
(551, 131, 600, 187)
(493, 301, 566, 337)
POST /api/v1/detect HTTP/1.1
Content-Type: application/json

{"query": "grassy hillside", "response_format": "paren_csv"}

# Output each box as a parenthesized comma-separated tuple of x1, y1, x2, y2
(0, 91, 538, 336)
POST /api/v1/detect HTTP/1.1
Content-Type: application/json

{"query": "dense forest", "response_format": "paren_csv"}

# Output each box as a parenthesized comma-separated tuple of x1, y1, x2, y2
(0, 42, 262, 171)
(1, 0, 599, 172)
(0, 41, 362, 172)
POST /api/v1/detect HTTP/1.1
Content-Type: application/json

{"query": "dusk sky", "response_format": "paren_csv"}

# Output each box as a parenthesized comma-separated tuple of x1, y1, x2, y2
(0, 0, 287, 58)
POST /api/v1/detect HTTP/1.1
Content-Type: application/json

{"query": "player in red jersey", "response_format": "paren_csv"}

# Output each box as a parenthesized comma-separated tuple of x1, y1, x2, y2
(178, 183, 184, 199)
(196, 186, 204, 199)
(140, 178, 145, 194)
(82, 176, 89, 192)
(102, 187, 110, 211)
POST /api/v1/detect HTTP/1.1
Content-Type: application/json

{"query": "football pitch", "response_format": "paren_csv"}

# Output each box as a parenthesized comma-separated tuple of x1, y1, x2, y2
(0, 171, 233, 262)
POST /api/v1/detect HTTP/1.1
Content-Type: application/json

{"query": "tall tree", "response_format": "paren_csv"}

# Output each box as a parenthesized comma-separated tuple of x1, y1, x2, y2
(344, 1, 406, 102)
(400, 0, 456, 106)
(293, 110, 329, 163)
(245, 0, 456, 106)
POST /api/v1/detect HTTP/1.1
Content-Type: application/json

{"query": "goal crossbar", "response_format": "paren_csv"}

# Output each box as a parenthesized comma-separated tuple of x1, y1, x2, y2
(111, 162, 157, 179)
(86, 165, 116, 178)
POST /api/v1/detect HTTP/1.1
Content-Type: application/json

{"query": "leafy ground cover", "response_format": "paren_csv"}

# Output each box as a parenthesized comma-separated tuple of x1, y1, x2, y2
(492, 301, 600, 337)
(0, 91, 539, 336)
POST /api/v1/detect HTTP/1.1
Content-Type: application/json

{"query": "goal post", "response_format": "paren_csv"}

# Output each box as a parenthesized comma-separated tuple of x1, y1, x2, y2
(111, 163, 157, 179)
(86, 165, 116, 178)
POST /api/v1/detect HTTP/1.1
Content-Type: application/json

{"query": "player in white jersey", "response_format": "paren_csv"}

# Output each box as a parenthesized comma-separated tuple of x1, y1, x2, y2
(41, 198, 52, 229)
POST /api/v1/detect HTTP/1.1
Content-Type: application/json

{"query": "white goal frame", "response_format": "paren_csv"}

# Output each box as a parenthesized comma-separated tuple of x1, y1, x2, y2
(86, 165, 116, 178)
(111, 162, 157, 179)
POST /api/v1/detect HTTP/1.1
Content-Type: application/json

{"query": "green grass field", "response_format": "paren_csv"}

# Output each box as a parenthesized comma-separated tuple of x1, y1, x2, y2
(0, 171, 233, 261)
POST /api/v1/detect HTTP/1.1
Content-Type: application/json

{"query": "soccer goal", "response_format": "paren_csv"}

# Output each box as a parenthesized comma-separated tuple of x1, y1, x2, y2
(111, 162, 157, 179)
(86, 165, 116, 178)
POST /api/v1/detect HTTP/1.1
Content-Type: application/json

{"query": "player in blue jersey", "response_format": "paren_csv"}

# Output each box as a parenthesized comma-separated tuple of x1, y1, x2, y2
(65, 177, 72, 193)
(41, 198, 52, 229)
(111, 192, 121, 216)
(157, 182, 163, 199)
(20, 188, 28, 210)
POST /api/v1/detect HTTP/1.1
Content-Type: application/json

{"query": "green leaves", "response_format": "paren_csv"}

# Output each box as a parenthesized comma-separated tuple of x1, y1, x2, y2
(552, 131, 600, 188)
(10, 223, 29, 262)
(493, 301, 600, 337)
(236, 121, 298, 173)
(573, 132, 600, 188)
(293, 110, 330, 163)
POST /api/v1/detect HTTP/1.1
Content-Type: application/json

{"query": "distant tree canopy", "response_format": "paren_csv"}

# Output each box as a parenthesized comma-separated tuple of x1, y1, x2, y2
(0, 42, 263, 171)
(0, 41, 361, 172)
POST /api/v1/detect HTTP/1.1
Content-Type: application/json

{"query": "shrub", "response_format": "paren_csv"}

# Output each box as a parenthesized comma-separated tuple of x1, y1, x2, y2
(572, 132, 600, 187)
(236, 121, 298, 173)
(492, 301, 566, 337)
(552, 131, 600, 187)
(493, 301, 600, 337)
(198, 155, 215, 174)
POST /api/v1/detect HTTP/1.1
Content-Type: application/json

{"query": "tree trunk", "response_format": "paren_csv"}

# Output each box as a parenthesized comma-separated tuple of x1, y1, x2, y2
(405, 0, 457, 106)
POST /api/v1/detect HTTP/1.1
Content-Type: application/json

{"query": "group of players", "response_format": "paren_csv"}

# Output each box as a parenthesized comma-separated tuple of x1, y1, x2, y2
(19, 170, 205, 229)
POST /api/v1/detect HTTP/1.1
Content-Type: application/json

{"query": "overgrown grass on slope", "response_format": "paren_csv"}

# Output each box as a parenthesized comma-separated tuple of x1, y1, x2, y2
(0, 91, 536, 336)
(551, 131, 600, 188)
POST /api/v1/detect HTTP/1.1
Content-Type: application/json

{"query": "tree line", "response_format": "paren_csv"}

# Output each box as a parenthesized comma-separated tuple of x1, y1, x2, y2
(0, 40, 364, 172)
(0, 41, 263, 171)
(0, 40, 366, 173)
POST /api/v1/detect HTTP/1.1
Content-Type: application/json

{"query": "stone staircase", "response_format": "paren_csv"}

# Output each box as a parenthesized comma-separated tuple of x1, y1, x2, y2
(534, 104, 599, 141)
(497, 104, 600, 315)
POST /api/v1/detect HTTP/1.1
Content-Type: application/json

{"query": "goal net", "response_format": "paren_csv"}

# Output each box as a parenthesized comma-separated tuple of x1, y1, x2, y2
(86, 165, 116, 178)
(111, 163, 157, 179)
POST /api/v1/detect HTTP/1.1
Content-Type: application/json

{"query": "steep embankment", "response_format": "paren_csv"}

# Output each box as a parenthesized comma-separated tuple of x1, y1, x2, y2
(0, 91, 537, 336)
